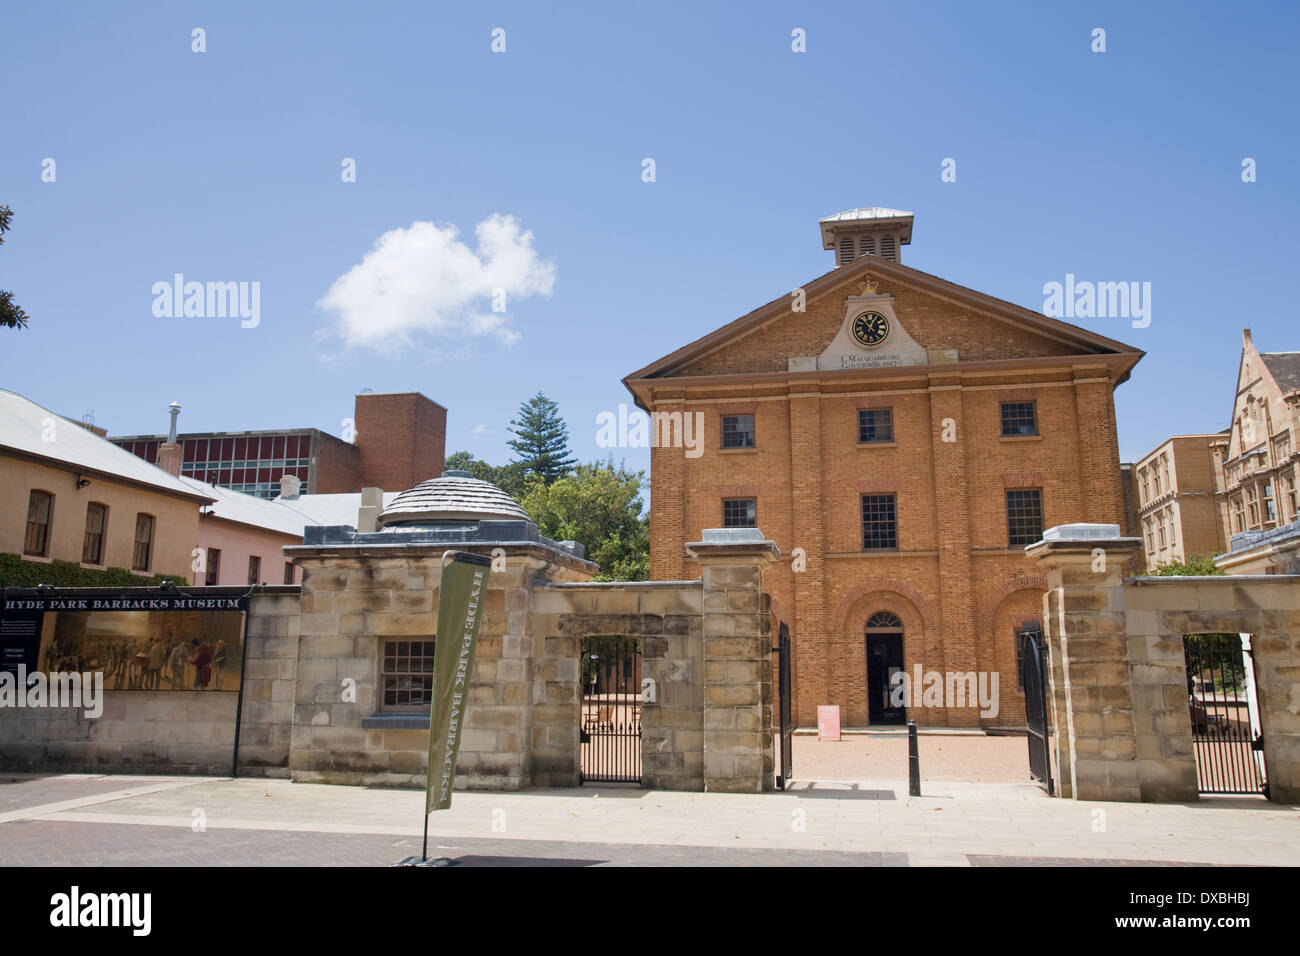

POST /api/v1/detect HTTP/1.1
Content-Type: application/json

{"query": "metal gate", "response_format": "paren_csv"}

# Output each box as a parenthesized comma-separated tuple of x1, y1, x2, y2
(1183, 635, 1267, 796)
(775, 622, 793, 790)
(579, 636, 642, 784)
(1020, 623, 1054, 795)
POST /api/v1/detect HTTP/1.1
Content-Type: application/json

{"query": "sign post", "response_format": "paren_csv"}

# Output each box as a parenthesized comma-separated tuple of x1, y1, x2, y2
(397, 550, 491, 867)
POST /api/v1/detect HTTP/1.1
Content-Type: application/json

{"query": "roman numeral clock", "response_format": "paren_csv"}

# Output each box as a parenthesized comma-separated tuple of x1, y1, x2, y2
(852, 310, 890, 347)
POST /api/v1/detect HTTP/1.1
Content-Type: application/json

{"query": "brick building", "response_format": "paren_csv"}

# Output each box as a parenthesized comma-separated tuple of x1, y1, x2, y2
(111, 391, 446, 498)
(1133, 435, 1229, 571)
(623, 208, 1143, 729)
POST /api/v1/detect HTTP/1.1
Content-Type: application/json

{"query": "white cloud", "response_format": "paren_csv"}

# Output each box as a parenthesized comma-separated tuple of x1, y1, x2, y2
(471, 424, 489, 435)
(317, 215, 556, 351)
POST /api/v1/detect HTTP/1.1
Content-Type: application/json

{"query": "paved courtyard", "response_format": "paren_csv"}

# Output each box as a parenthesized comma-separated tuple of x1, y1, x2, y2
(1, 771, 1295, 866)
(792, 732, 1031, 783)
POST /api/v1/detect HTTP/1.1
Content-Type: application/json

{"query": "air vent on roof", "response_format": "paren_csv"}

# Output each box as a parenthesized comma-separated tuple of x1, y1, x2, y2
(879, 235, 897, 261)
(858, 235, 876, 257)
(838, 236, 856, 265)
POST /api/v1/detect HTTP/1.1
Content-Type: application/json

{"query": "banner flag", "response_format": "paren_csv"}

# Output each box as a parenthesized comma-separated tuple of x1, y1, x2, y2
(425, 550, 491, 815)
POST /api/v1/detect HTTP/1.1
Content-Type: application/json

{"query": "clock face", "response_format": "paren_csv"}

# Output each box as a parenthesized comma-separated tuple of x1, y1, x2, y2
(852, 311, 890, 347)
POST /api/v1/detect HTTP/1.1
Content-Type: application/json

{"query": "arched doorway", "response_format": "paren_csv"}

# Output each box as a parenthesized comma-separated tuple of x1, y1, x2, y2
(865, 611, 906, 725)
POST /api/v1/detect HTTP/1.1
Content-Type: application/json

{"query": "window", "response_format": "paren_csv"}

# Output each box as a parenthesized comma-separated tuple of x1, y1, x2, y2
(858, 408, 894, 443)
(838, 236, 855, 264)
(1264, 482, 1276, 523)
(283, 561, 295, 585)
(858, 235, 876, 257)
(1232, 495, 1245, 533)
(24, 491, 53, 556)
(721, 414, 755, 449)
(247, 555, 262, 584)
(861, 494, 898, 550)
(382, 639, 436, 711)
(205, 548, 222, 586)
(132, 513, 155, 571)
(1006, 489, 1044, 546)
(82, 502, 107, 564)
(865, 611, 902, 629)
(722, 498, 757, 528)
(1000, 402, 1038, 437)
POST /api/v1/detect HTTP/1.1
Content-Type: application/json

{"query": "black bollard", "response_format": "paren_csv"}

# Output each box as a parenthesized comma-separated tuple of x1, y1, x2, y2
(907, 720, 921, 797)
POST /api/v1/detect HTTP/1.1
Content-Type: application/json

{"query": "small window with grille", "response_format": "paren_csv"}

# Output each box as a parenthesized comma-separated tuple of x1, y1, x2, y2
(861, 494, 898, 550)
(382, 639, 436, 711)
(858, 408, 894, 443)
(1006, 489, 1044, 546)
(723, 498, 757, 528)
(721, 414, 755, 449)
(1000, 401, 1038, 437)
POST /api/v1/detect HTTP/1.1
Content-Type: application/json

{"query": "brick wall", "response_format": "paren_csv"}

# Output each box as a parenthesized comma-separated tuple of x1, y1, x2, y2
(641, 268, 1132, 729)
(354, 392, 447, 492)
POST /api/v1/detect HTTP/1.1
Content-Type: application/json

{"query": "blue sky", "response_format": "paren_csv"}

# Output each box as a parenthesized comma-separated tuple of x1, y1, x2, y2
(2, 0, 1297, 478)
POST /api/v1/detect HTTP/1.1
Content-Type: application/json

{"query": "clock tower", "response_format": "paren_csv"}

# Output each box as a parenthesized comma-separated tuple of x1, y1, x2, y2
(820, 207, 914, 266)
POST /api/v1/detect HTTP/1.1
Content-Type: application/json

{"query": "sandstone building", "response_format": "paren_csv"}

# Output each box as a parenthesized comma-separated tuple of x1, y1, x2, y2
(1133, 434, 1228, 572)
(624, 208, 1144, 728)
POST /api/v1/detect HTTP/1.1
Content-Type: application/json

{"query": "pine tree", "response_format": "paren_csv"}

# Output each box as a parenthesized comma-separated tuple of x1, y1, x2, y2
(506, 391, 577, 484)
(0, 205, 30, 330)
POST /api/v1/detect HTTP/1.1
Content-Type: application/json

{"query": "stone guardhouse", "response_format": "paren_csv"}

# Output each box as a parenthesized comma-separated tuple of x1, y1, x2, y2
(285, 470, 780, 793)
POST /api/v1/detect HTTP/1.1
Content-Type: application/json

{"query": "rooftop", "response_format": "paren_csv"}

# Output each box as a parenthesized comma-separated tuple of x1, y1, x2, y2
(0, 389, 212, 502)
(819, 207, 914, 223)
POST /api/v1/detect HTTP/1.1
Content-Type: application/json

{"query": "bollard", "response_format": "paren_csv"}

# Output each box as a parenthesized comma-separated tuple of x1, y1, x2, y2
(908, 720, 921, 797)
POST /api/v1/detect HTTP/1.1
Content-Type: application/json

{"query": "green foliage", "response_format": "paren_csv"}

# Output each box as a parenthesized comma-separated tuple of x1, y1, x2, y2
(0, 205, 30, 330)
(506, 391, 577, 485)
(444, 451, 535, 501)
(519, 461, 649, 581)
(0, 553, 186, 588)
(1151, 555, 1223, 576)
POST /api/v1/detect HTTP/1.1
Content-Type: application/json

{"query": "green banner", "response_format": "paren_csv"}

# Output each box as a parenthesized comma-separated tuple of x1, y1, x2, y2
(425, 550, 491, 814)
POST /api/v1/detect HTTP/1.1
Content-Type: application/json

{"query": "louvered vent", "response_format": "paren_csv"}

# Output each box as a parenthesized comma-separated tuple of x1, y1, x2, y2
(859, 235, 876, 257)
(838, 236, 856, 265)
(879, 235, 897, 261)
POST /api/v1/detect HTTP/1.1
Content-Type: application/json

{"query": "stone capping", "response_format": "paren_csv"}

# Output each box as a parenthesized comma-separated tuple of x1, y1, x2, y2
(361, 714, 429, 731)
(540, 580, 700, 590)
(286, 538, 596, 573)
(685, 540, 782, 561)
(1127, 574, 1298, 585)
(1024, 536, 1142, 558)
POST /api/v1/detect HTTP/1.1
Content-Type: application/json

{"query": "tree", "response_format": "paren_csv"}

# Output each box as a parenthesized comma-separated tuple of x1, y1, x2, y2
(1151, 555, 1222, 577)
(519, 461, 649, 581)
(507, 391, 577, 485)
(443, 450, 534, 501)
(0, 205, 30, 329)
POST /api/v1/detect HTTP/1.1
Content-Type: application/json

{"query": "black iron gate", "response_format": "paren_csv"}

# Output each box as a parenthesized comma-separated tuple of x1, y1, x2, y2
(579, 636, 642, 784)
(775, 622, 793, 790)
(1019, 623, 1054, 795)
(1183, 635, 1267, 796)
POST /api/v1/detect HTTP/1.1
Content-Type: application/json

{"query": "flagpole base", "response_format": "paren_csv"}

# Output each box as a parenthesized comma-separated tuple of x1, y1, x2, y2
(392, 856, 461, 867)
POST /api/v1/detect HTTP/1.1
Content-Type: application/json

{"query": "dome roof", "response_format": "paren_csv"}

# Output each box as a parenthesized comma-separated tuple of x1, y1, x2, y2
(378, 470, 529, 529)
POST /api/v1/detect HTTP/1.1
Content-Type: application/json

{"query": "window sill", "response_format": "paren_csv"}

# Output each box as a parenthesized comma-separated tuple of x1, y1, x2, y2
(718, 446, 757, 454)
(79, 562, 106, 570)
(362, 713, 430, 730)
(999, 434, 1042, 442)
(22, 554, 53, 563)
(857, 441, 897, 448)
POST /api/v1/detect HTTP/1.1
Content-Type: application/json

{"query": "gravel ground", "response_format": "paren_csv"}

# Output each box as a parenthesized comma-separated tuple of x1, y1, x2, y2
(792, 733, 1033, 783)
